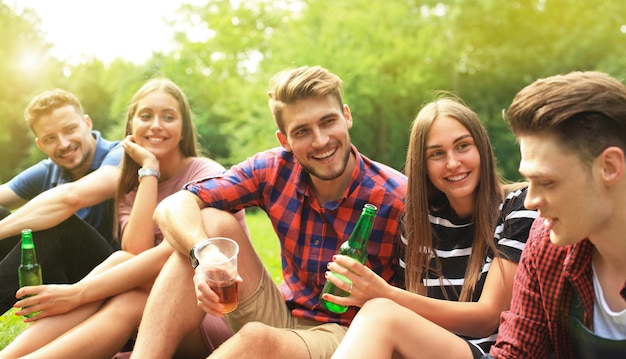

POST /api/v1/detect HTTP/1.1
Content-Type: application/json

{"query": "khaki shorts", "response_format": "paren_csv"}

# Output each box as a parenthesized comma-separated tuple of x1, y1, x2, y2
(220, 269, 348, 359)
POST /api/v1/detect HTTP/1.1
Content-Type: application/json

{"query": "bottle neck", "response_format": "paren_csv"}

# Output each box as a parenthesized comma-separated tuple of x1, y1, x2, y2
(21, 232, 38, 264)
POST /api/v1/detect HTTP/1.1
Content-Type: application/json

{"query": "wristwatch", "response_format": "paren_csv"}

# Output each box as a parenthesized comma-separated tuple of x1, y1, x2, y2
(189, 246, 200, 268)
(138, 168, 160, 181)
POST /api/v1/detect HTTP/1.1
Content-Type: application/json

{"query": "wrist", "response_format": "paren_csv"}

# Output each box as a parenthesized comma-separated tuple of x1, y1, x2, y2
(138, 168, 160, 182)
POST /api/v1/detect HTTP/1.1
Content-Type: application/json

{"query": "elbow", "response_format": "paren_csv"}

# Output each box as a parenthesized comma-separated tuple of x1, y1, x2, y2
(56, 185, 85, 210)
(469, 309, 504, 338)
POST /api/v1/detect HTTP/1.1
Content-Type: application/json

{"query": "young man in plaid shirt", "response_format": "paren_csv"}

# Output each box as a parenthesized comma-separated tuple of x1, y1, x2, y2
(487, 71, 626, 359)
(130, 65, 407, 359)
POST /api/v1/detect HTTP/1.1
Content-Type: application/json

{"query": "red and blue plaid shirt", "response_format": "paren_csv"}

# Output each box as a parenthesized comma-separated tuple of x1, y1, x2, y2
(185, 146, 406, 326)
(490, 217, 626, 358)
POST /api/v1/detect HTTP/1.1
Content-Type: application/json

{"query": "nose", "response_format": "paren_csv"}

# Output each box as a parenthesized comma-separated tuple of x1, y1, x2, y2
(524, 185, 541, 210)
(446, 153, 460, 169)
(58, 134, 71, 148)
(150, 116, 163, 130)
(311, 128, 328, 148)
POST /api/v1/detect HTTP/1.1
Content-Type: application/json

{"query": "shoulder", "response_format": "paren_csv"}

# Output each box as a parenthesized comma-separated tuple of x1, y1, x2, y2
(92, 131, 123, 167)
(357, 150, 407, 194)
(189, 157, 227, 176)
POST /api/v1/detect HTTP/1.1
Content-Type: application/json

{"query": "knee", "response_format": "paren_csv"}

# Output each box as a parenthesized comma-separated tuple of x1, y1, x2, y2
(235, 321, 273, 346)
(361, 297, 400, 316)
(354, 298, 405, 325)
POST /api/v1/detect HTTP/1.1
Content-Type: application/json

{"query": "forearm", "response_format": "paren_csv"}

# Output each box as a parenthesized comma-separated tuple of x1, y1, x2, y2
(154, 190, 207, 254)
(0, 186, 80, 239)
(121, 176, 159, 254)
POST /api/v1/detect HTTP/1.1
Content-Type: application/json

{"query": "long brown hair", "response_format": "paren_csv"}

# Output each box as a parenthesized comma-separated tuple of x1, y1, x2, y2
(113, 78, 200, 243)
(404, 97, 503, 301)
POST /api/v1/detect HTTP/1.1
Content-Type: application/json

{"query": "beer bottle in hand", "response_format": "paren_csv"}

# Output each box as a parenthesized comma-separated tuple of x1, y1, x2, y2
(319, 203, 377, 313)
(18, 229, 42, 318)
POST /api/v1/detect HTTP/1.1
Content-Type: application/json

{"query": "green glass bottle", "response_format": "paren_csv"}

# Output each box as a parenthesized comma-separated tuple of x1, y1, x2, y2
(319, 203, 377, 313)
(18, 229, 42, 318)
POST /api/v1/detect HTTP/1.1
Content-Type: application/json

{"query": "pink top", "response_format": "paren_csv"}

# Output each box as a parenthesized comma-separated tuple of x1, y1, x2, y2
(118, 157, 226, 245)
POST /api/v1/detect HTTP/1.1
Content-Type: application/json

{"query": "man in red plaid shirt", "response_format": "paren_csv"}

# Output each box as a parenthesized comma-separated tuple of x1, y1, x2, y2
(131, 66, 407, 359)
(487, 71, 626, 359)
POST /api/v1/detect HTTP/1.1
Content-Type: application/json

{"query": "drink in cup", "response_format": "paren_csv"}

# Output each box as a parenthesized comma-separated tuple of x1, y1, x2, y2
(194, 237, 239, 313)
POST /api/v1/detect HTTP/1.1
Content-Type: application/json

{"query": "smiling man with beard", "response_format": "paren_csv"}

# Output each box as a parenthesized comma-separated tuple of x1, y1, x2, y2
(129, 65, 407, 359)
(0, 88, 122, 315)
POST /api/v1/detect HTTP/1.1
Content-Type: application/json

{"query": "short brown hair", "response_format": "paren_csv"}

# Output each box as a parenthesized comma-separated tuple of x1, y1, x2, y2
(506, 71, 626, 166)
(24, 89, 84, 131)
(267, 66, 344, 133)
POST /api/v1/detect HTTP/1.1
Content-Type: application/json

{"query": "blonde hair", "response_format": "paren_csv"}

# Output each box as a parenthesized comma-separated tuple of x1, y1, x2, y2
(267, 65, 344, 133)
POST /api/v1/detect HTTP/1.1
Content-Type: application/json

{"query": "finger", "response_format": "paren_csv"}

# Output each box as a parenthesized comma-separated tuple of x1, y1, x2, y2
(197, 300, 225, 318)
(325, 271, 353, 294)
(334, 255, 362, 272)
(321, 293, 352, 307)
(327, 262, 355, 280)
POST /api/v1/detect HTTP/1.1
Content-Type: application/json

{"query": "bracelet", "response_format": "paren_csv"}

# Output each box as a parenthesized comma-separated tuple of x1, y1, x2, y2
(138, 168, 160, 181)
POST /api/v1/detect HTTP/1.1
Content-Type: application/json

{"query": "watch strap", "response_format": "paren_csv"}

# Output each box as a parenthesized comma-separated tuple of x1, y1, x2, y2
(138, 168, 160, 180)
(189, 246, 199, 268)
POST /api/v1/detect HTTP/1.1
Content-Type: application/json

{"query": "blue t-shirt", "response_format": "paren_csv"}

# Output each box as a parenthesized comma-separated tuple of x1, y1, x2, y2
(6, 131, 122, 242)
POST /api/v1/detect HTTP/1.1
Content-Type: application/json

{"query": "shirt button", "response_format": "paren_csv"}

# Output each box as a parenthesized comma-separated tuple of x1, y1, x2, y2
(314, 240, 320, 246)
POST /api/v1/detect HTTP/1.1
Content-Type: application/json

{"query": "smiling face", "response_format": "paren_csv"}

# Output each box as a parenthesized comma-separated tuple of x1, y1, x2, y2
(34, 104, 95, 180)
(276, 94, 353, 182)
(131, 90, 184, 160)
(425, 115, 481, 216)
(519, 133, 612, 246)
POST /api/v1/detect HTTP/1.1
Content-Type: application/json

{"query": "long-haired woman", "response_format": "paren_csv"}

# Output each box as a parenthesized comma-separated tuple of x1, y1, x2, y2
(324, 97, 536, 358)
(1, 78, 245, 359)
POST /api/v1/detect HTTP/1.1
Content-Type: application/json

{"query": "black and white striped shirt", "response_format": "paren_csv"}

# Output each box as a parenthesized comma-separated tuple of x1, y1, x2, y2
(400, 187, 537, 352)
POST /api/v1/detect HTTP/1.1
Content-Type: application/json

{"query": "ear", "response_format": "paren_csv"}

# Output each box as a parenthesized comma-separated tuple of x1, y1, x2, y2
(343, 104, 353, 130)
(275, 130, 292, 152)
(35, 137, 44, 152)
(599, 146, 624, 186)
(83, 115, 93, 131)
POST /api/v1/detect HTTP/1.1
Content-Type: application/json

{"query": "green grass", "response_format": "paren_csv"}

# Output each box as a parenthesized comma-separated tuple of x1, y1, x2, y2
(0, 209, 279, 350)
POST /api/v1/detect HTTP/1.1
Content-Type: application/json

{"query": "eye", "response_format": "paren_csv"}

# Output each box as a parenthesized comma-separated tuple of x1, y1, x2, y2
(64, 126, 77, 135)
(427, 150, 444, 159)
(529, 178, 554, 188)
(42, 136, 55, 145)
(321, 117, 335, 127)
(139, 113, 151, 121)
(293, 128, 310, 137)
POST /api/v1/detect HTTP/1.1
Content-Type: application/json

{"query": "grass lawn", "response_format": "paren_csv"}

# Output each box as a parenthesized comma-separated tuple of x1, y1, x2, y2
(0, 208, 279, 350)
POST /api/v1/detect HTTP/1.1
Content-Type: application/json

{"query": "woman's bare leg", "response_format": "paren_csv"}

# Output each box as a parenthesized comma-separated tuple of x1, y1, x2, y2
(332, 298, 475, 359)
(14, 288, 148, 359)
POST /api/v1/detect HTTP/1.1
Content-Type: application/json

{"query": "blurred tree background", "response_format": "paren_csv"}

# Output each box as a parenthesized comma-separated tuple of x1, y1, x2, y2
(1, 0, 625, 183)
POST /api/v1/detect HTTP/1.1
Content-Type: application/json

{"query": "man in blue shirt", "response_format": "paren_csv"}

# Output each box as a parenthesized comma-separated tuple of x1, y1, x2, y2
(0, 88, 123, 315)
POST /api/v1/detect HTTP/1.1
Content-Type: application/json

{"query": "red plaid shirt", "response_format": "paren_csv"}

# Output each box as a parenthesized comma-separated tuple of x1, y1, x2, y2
(185, 146, 406, 326)
(490, 217, 626, 358)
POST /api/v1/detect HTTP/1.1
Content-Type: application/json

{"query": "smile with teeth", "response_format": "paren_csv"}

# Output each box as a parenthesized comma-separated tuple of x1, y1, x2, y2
(147, 137, 165, 143)
(446, 172, 469, 182)
(59, 147, 78, 159)
(312, 148, 336, 160)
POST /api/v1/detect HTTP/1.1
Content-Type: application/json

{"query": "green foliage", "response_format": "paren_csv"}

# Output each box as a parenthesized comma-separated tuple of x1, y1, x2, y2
(2, 0, 626, 180)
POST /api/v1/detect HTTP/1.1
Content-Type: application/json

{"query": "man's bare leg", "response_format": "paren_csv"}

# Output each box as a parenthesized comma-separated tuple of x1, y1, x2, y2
(130, 251, 205, 359)
(209, 322, 310, 359)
